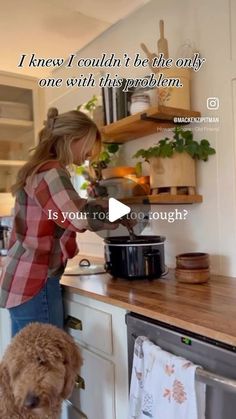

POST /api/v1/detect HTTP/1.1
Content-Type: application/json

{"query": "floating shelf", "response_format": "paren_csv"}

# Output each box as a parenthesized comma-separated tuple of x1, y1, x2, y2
(101, 105, 201, 143)
(121, 194, 203, 205)
(0, 160, 26, 167)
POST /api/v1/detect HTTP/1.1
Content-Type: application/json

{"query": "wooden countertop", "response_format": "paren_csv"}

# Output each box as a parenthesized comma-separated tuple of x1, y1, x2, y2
(61, 257, 236, 347)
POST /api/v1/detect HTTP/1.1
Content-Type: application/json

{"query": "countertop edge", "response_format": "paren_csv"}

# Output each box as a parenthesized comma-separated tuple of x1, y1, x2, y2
(63, 284, 236, 347)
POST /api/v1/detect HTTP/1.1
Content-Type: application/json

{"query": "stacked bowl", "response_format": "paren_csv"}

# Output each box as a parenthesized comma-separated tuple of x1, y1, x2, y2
(175, 252, 210, 284)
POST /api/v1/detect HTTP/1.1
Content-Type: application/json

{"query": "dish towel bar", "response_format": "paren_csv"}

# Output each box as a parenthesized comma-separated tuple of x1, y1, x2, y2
(196, 368, 236, 394)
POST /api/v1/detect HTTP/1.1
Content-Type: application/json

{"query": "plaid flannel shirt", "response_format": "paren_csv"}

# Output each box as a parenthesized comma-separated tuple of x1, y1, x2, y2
(0, 160, 88, 308)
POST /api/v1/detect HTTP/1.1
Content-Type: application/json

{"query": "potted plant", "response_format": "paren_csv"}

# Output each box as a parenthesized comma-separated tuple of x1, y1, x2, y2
(133, 127, 216, 194)
(74, 143, 120, 196)
(77, 95, 104, 128)
(91, 143, 120, 180)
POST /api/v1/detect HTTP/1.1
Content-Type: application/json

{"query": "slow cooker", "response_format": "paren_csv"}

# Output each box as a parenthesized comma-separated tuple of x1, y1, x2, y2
(104, 235, 166, 279)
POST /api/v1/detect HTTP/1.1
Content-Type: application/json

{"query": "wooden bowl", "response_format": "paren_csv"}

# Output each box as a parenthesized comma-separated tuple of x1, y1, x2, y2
(176, 252, 209, 270)
(102, 166, 136, 180)
(175, 268, 210, 284)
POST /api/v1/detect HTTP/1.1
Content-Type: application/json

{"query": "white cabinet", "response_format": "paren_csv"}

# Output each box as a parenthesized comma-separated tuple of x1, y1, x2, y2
(0, 258, 11, 358)
(0, 71, 44, 215)
(70, 347, 115, 419)
(63, 293, 129, 419)
(0, 308, 11, 358)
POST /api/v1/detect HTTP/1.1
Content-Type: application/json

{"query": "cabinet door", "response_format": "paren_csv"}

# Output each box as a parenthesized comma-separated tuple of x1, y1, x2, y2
(0, 72, 44, 215)
(69, 346, 115, 419)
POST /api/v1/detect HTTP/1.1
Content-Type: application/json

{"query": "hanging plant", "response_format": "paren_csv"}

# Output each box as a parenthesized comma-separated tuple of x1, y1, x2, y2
(133, 126, 216, 163)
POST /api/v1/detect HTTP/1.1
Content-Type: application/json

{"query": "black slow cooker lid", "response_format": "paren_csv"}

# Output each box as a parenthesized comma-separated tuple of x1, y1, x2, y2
(104, 235, 166, 245)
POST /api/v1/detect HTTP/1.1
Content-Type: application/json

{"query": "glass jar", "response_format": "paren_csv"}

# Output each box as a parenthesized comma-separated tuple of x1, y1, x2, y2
(130, 94, 150, 115)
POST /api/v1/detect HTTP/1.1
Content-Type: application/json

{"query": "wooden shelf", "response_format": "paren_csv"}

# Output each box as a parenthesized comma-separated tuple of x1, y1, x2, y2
(0, 118, 34, 141)
(100, 105, 202, 205)
(0, 160, 26, 167)
(0, 118, 33, 128)
(101, 105, 201, 143)
(121, 194, 203, 205)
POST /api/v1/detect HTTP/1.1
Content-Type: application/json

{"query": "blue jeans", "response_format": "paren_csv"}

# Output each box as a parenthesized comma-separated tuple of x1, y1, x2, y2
(9, 276, 64, 337)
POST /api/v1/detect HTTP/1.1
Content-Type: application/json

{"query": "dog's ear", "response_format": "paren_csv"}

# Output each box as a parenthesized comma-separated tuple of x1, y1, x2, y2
(61, 341, 82, 399)
(0, 361, 15, 400)
(0, 361, 11, 384)
(0, 362, 18, 416)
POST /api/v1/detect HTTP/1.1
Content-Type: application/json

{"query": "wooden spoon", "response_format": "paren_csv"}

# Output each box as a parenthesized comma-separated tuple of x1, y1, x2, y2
(140, 42, 156, 64)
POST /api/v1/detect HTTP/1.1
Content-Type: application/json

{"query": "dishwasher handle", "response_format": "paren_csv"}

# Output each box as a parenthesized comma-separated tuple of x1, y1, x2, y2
(196, 368, 236, 394)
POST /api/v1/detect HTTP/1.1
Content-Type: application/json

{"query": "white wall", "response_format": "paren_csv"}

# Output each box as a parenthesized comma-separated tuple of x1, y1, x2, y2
(45, 0, 236, 275)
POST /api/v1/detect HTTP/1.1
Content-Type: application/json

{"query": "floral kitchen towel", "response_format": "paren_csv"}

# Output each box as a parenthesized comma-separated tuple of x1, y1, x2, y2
(128, 337, 206, 419)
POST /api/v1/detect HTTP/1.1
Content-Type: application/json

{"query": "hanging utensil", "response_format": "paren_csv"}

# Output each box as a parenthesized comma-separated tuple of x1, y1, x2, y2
(140, 42, 156, 69)
(158, 19, 169, 59)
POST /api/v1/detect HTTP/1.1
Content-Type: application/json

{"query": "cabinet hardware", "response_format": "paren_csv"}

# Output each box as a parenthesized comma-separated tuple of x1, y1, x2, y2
(75, 375, 85, 390)
(66, 315, 83, 330)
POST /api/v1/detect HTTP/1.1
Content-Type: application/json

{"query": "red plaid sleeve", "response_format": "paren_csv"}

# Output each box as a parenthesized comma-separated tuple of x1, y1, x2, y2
(33, 168, 89, 231)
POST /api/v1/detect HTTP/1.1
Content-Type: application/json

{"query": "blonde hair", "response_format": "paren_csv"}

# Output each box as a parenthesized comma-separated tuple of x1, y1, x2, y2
(11, 107, 101, 195)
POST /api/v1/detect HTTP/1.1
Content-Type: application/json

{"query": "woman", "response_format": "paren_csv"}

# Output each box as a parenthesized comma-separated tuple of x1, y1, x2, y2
(0, 107, 117, 336)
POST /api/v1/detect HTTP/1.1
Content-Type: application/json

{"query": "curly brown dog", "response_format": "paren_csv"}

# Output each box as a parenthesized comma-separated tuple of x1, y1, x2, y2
(0, 322, 82, 419)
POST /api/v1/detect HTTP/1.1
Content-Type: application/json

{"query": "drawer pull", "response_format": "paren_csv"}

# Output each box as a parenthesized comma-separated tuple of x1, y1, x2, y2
(75, 375, 85, 390)
(66, 315, 83, 330)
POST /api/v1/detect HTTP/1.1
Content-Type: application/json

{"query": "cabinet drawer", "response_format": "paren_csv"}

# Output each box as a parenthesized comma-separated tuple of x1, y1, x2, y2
(69, 346, 115, 419)
(64, 300, 112, 355)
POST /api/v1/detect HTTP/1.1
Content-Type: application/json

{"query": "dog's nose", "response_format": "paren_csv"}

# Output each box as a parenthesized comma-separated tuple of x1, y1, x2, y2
(24, 392, 40, 409)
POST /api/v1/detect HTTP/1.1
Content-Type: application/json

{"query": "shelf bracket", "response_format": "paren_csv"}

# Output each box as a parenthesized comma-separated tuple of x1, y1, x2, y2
(140, 112, 189, 125)
(140, 113, 162, 122)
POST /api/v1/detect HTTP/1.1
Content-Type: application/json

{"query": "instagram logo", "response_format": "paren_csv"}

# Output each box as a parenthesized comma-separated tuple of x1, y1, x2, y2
(207, 97, 219, 110)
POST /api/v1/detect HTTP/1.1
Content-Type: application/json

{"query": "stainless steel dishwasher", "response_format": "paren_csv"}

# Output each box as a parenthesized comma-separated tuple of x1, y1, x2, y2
(126, 312, 236, 419)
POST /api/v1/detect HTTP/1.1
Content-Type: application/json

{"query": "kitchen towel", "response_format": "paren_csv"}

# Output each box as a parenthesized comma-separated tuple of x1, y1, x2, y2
(128, 336, 206, 419)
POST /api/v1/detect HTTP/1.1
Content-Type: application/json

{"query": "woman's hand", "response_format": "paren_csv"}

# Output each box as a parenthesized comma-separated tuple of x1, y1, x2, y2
(103, 220, 119, 230)
(84, 199, 119, 232)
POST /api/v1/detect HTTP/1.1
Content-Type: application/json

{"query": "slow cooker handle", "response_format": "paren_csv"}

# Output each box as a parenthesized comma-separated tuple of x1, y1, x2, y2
(144, 250, 161, 276)
(161, 266, 169, 276)
(104, 261, 112, 273)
